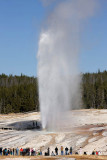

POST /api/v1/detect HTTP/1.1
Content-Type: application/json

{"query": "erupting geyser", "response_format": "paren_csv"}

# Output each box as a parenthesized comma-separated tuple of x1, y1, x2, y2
(37, 0, 98, 130)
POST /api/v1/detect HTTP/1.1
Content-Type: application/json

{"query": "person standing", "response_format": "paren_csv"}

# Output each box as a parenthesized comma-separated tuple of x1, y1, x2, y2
(40, 147, 42, 155)
(33, 148, 36, 156)
(70, 146, 72, 154)
(10, 148, 12, 155)
(65, 147, 68, 155)
(55, 147, 58, 155)
(4, 148, 7, 156)
(51, 151, 55, 156)
(20, 148, 23, 156)
(61, 146, 63, 155)
(16, 147, 19, 156)
(13, 148, 15, 155)
(3, 148, 5, 155)
(30, 148, 32, 156)
(8, 148, 10, 155)
(47, 147, 50, 156)
(96, 151, 98, 155)
(0, 147, 2, 155)
(79, 147, 82, 155)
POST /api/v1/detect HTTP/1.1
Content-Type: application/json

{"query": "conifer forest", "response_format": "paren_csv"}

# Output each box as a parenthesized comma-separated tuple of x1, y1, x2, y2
(0, 71, 107, 114)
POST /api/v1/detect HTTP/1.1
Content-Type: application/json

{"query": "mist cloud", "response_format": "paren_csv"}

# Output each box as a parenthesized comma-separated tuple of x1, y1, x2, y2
(37, 0, 99, 130)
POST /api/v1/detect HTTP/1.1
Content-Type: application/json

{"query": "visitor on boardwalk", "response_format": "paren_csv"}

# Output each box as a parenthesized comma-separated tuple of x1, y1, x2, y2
(98, 151, 101, 155)
(7, 148, 10, 155)
(13, 148, 15, 155)
(16, 147, 19, 155)
(0, 147, 2, 155)
(47, 147, 50, 156)
(0, 146, 103, 156)
(92, 148, 96, 155)
(20, 148, 23, 155)
(84, 151, 87, 155)
(10, 148, 12, 155)
(65, 147, 68, 155)
(51, 151, 55, 156)
(33, 148, 36, 156)
(61, 146, 64, 155)
(55, 147, 58, 155)
(3, 148, 8, 155)
(96, 151, 98, 155)
(31, 148, 33, 156)
(79, 147, 82, 155)
(70, 146, 72, 154)
(40, 147, 42, 155)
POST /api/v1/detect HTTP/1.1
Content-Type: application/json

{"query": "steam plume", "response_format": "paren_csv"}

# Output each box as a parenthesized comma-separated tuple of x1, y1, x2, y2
(37, 0, 98, 130)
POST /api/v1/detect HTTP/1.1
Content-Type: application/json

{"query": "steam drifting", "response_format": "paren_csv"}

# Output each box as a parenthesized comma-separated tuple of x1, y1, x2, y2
(37, 0, 98, 130)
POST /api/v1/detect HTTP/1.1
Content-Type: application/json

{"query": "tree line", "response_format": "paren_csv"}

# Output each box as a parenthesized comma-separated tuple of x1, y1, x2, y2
(0, 74, 39, 113)
(0, 71, 107, 113)
(82, 70, 107, 109)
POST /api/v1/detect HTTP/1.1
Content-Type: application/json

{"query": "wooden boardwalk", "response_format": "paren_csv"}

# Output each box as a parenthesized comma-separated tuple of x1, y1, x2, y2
(0, 155, 107, 160)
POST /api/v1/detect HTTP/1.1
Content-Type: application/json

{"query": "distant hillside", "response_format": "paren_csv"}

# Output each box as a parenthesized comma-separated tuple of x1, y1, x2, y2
(0, 71, 107, 113)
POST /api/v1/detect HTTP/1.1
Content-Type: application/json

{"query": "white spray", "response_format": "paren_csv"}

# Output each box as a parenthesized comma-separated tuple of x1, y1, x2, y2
(37, 0, 98, 130)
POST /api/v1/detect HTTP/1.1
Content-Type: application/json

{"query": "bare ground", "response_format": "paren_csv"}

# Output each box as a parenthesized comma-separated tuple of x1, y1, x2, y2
(0, 109, 107, 155)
